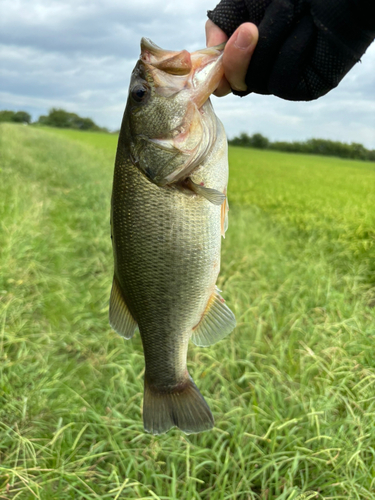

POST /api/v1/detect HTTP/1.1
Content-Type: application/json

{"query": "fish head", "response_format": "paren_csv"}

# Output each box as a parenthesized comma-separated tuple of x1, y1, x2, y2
(125, 38, 224, 186)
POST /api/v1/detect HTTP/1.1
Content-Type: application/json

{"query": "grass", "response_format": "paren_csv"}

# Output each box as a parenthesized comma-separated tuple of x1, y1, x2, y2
(1, 123, 375, 499)
(37, 126, 119, 153)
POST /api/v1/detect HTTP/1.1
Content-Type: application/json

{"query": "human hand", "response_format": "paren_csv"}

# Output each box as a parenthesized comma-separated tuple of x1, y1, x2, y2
(208, 0, 375, 101)
(205, 20, 258, 97)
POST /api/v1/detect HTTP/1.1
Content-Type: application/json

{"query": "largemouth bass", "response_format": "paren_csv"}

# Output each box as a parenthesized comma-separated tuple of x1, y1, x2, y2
(110, 38, 236, 434)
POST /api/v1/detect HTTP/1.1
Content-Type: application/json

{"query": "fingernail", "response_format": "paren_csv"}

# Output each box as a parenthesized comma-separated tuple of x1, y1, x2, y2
(234, 28, 253, 50)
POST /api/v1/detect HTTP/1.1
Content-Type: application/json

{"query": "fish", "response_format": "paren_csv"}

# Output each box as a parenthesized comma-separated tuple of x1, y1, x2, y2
(109, 37, 236, 435)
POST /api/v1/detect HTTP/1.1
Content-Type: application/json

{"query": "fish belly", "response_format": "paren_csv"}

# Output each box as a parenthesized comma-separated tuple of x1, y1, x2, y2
(112, 155, 221, 377)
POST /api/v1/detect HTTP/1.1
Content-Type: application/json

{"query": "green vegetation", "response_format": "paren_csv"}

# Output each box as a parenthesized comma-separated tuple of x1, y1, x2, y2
(230, 132, 375, 162)
(1, 124, 375, 499)
(41, 126, 118, 151)
(0, 108, 107, 132)
(37, 108, 108, 132)
(0, 110, 31, 124)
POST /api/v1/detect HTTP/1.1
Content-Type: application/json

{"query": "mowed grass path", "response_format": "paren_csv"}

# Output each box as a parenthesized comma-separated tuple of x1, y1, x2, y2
(1, 123, 375, 499)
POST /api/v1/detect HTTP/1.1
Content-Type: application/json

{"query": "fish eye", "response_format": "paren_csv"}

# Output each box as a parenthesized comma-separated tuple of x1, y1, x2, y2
(131, 84, 149, 103)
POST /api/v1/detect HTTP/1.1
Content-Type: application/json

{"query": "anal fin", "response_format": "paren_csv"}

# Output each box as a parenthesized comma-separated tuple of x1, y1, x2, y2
(109, 276, 137, 339)
(191, 287, 236, 347)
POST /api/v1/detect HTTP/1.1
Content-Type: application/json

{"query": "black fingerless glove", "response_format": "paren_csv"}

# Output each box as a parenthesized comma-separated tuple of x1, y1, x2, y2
(208, 0, 375, 100)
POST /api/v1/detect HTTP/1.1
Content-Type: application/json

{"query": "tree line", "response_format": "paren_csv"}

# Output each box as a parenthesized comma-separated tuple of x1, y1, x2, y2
(0, 108, 108, 132)
(0, 110, 32, 124)
(229, 132, 375, 162)
(1, 109, 374, 161)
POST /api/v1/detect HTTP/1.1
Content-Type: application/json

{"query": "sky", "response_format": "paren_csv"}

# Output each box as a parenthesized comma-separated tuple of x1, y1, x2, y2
(1, 0, 374, 148)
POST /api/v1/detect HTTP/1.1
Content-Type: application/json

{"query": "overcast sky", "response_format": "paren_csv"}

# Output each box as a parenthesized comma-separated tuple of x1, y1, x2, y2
(1, 0, 374, 147)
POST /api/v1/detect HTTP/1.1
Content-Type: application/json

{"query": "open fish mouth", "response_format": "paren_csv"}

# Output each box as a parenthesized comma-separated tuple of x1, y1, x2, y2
(128, 38, 225, 188)
(140, 37, 225, 108)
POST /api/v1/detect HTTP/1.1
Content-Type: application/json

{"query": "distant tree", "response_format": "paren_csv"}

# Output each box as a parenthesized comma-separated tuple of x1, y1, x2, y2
(230, 132, 252, 147)
(38, 108, 75, 128)
(12, 111, 31, 124)
(38, 115, 48, 125)
(0, 110, 31, 124)
(0, 110, 16, 122)
(37, 108, 106, 131)
(229, 132, 375, 162)
(350, 142, 367, 161)
(229, 132, 269, 149)
(250, 133, 269, 149)
(73, 116, 98, 131)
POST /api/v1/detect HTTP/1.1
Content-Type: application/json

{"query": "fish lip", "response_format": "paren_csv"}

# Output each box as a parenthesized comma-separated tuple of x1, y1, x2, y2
(140, 37, 225, 62)
(140, 37, 162, 53)
(189, 44, 225, 108)
(140, 38, 192, 75)
(191, 42, 226, 56)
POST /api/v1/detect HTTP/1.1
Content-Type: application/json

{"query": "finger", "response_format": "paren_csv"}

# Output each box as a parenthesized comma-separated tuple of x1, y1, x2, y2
(213, 76, 232, 97)
(205, 19, 228, 47)
(223, 23, 259, 92)
(205, 20, 231, 96)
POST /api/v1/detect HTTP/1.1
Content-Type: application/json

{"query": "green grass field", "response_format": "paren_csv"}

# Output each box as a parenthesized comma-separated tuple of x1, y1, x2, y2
(1, 123, 375, 499)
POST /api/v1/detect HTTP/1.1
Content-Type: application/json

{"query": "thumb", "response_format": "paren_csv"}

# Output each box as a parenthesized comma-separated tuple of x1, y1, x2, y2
(223, 23, 258, 93)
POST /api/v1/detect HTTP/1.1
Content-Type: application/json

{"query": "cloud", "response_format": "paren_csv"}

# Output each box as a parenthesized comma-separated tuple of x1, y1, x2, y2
(1, 0, 374, 146)
(0, 0, 209, 57)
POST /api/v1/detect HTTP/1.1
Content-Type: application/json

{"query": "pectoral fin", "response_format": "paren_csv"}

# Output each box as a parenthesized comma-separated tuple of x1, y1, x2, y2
(191, 288, 236, 347)
(109, 276, 137, 339)
(186, 178, 226, 206)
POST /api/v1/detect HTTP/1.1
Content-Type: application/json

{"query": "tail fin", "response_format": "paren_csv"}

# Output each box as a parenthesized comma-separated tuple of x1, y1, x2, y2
(143, 375, 214, 435)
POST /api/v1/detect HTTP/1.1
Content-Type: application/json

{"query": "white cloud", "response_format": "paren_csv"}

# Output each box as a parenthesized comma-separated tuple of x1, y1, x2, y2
(1, 0, 374, 146)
